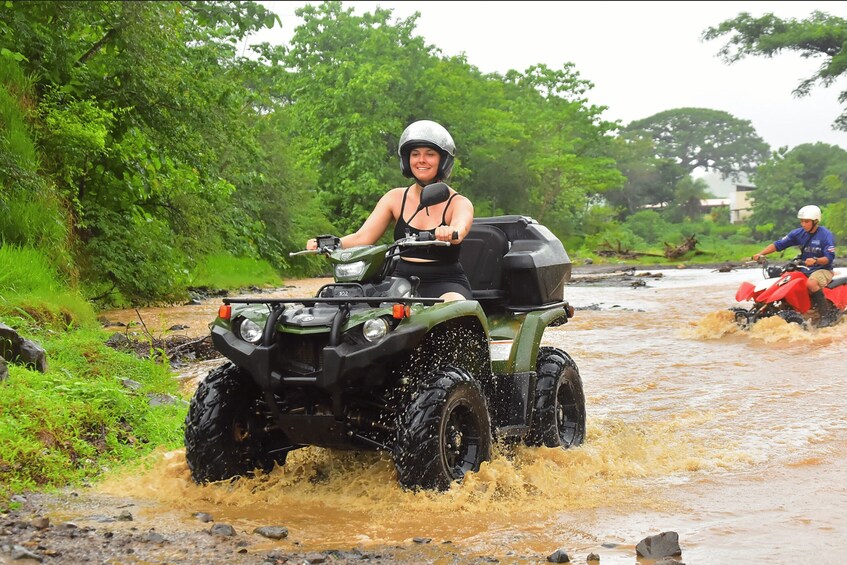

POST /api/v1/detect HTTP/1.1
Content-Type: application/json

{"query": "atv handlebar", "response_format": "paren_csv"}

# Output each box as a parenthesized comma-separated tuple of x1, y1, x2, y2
(290, 233, 451, 257)
(751, 255, 803, 279)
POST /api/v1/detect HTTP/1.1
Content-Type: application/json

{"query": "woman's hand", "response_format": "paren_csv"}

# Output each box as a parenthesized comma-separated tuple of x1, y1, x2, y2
(434, 225, 460, 242)
(306, 238, 317, 251)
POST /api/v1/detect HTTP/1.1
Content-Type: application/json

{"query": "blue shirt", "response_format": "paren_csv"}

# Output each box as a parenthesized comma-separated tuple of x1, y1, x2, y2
(773, 225, 836, 274)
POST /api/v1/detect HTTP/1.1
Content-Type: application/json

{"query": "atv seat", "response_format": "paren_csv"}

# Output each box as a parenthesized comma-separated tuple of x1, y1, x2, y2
(460, 216, 571, 311)
(459, 224, 509, 302)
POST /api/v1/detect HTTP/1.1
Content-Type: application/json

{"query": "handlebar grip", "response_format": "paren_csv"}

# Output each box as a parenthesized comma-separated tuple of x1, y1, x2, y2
(452, 230, 459, 240)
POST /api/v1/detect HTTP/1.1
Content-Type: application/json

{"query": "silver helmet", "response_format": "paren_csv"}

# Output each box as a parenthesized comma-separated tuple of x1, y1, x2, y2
(397, 120, 456, 181)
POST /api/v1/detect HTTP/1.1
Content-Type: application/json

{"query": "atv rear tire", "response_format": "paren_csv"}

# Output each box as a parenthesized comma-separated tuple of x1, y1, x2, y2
(184, 362, 291, 483)
(526, 347, 586, 448)
(394, 367, 491, 491)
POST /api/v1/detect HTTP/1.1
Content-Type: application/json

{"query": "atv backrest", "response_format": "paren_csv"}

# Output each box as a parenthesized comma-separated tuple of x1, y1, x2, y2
(459, 216, 572, 310)
(458, 224, 510, 301)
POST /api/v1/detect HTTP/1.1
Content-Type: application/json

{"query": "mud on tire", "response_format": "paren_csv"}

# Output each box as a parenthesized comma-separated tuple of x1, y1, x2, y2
(394, 366, 492, 491)
(776, 310, 806, 327)
(184, 362, 291, 483)
(525, 347, 586, 448)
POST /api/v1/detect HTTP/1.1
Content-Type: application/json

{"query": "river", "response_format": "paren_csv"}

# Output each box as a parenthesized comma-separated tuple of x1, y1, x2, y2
(87, 267, 847, 563)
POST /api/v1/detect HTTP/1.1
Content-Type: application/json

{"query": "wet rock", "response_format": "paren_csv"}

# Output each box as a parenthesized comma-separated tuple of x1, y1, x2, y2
(547, 549, 570, 562)
(194, 512, 213, 523)
(586, 552, 600, 562)
(636, 531, 681, 559)
(210, 523, 236, 537)
(116, 510, 133, 521)
(11, 544, 43, 561)
(0, 323, 48, 372)
(121, 378, 143, 390)
(106, 333, 131, 348)
(305, 553, 327, 563)
(143, 530, 166, 543)
(254, 526, 288, 540)
(412, 537, 431, 544)
(147, 393, 183, 407)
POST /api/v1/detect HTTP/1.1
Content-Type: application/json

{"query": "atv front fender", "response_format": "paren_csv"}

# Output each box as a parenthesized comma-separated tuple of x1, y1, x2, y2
(756, 272, 810, 312)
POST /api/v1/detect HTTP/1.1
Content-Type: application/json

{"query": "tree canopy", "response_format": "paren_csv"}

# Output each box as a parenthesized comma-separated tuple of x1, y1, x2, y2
(625, 107, 770, 180)
(703, 10, 847, 131)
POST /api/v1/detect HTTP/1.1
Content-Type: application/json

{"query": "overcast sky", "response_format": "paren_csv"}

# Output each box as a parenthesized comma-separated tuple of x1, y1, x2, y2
(253, 1, 847, 152)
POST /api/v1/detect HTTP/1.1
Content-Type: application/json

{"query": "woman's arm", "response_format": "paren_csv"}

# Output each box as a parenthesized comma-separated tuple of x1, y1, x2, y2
(435, 194, 474, 243)
(339, 189, 399, 248)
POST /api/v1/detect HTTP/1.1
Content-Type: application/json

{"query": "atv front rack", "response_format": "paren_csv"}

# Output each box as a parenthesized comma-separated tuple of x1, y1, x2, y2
(223, 297, 445, 305)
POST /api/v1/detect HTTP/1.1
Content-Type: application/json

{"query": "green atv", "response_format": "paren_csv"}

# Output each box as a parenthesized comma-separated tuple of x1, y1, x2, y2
(184, 183, 586, 491)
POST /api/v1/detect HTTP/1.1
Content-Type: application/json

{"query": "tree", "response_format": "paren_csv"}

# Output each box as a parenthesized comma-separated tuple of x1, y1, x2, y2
(625, 108, 770, 180)
(665, 176, 713, 223)
(277, 2, 624, 239)
(1, 1, 290, 303)
(702, 11, 847, 131)
(749, 142, 847, 235)
(603, 132, 688, 217)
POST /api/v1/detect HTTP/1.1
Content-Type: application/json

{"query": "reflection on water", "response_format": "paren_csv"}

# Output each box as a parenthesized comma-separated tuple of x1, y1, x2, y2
(79, 268, 847, 563)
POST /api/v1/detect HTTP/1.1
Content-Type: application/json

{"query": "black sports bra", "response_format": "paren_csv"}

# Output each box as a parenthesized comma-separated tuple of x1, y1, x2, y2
(393, 186, 462, 262)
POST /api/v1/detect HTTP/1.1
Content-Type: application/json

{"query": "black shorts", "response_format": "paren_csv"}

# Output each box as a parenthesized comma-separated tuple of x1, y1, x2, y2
(392, 260, 473, 299)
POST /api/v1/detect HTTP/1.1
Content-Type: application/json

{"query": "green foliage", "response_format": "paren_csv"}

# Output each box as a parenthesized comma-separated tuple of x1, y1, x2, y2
(0, 59, 37, 172)
(750, 143, 847, 232)
(0, 245, 94, 329)
(664, 176, 714, 222)
(81, 207, 190, 307)
(0, 190, 74, 276)
(189, 253, 281, 290)
(623, 210, 672, 244)
(625, 107, 770, 179)
(0, 325, 186, 498)
(603, 135, 687, 216)
(703, 10, 847, 131)
(823, 201, 847, 242)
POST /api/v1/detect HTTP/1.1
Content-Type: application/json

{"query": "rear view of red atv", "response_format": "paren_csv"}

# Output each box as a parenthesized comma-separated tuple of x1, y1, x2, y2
(732, 257, 847, 329)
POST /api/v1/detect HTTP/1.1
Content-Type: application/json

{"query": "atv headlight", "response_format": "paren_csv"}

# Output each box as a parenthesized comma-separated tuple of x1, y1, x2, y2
(362, 318, 390, 342)
(238, 318, 263, 343)
(335, 260, 366, 279)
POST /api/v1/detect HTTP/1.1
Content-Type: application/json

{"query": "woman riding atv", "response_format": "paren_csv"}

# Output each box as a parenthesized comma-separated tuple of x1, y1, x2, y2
(306, 120, 474, 302)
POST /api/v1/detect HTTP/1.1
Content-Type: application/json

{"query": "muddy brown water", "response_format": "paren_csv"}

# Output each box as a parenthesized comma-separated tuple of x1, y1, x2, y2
(85, 268, 847, 563)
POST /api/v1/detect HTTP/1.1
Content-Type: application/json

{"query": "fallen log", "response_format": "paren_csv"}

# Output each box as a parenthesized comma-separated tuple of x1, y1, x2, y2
(664, 235, 698, 259)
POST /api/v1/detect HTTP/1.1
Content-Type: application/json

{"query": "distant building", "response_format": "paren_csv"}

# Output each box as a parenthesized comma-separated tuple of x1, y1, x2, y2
(700, 198, 730, 214)
(730, 183, 755, 223)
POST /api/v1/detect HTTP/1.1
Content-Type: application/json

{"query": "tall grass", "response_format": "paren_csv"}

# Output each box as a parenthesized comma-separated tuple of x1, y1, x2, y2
(0, 59, 38, 169)
(0, 244, 93, 329)
(189, 252, 281, 289)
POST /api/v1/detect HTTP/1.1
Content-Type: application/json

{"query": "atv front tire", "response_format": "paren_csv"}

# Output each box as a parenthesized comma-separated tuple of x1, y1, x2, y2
(394, 367, 492, 491)
(777, 310, 806, 327)
(526, 347, 586, 448)
(184, 362, 292, 483)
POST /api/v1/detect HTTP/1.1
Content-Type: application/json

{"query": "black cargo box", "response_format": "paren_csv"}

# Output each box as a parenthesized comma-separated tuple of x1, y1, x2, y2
(459, 215, 571, 309)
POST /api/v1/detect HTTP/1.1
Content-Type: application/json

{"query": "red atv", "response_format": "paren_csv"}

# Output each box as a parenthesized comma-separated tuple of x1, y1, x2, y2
(732, 257, 847, 328)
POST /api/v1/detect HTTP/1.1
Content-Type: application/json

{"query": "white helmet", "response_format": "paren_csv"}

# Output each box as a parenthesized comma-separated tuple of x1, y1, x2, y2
(797, 205, 821, 222)
(398, 120, 456, 181)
